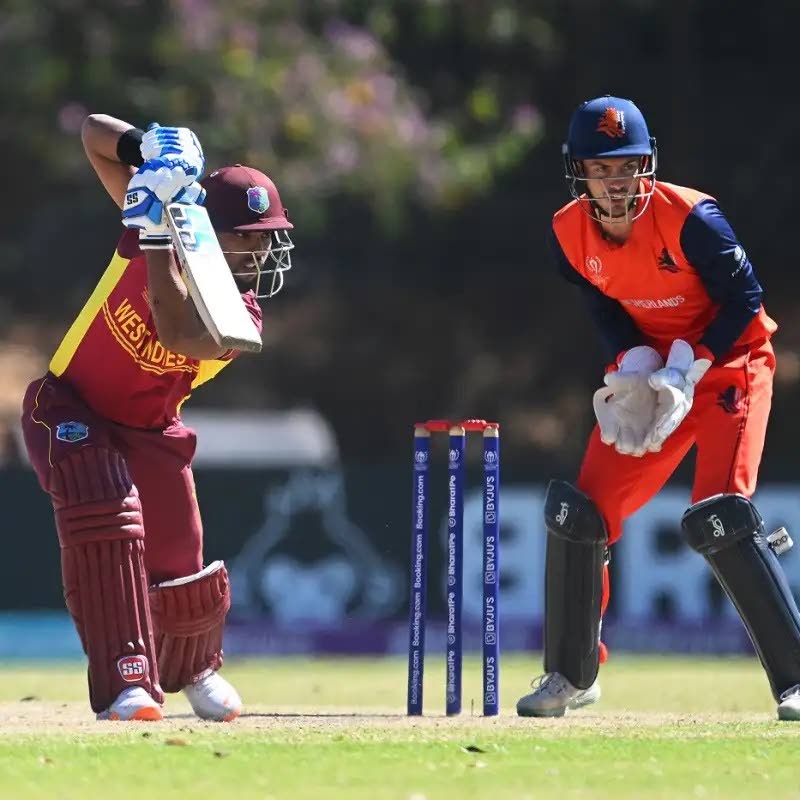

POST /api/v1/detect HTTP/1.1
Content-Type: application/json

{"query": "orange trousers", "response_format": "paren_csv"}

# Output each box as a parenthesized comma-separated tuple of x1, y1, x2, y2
(577, 342, 775, 630)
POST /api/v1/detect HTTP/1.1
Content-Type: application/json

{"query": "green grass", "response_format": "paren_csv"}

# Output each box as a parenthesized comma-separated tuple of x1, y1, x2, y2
(2, 655, 800, 799)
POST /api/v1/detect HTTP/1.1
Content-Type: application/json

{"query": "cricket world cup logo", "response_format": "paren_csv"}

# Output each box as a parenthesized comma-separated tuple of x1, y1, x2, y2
(585, 255, 609, 289)
(230, 470, 403, 623)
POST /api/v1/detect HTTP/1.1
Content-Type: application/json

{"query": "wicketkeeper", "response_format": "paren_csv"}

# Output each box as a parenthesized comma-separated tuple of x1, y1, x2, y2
(20, 114, 294, 721)
(517, 96, 800, 721)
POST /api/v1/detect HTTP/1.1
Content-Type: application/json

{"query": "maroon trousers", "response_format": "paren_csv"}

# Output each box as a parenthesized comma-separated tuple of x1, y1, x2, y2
(21, 374, 204, 711)
(22, 374, 203, 583)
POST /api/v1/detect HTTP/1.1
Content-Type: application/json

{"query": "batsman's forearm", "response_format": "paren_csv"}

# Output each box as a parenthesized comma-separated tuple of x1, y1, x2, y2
(144, 251, 228, 360)
(145, 251, 199, 346)
(81, 115, 136, 163)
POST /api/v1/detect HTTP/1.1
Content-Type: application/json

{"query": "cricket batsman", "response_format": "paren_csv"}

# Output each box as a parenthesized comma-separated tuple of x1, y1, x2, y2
(516, 95, 800, 721)
(20, 114, 294, 721)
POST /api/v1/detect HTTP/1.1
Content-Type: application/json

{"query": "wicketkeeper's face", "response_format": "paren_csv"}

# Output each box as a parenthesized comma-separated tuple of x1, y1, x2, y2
(581, 156, 643, 220)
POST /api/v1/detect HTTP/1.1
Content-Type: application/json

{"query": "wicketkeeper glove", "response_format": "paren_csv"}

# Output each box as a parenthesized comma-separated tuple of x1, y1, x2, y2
(593, 345, 664, 458)
(643, 339, 713, 453)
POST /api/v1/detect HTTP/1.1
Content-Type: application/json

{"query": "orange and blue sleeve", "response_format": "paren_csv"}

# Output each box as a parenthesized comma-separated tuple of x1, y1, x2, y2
(680, 199, 763, 360)
(547, 228, 642, 364)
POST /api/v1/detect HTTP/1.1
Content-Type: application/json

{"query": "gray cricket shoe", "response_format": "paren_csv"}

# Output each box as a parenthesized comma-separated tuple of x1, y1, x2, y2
(516, 672, 601, 718)
(778, 684, 800, 721)
(96, 686, 163, 722)
(183, 670, 242, 722)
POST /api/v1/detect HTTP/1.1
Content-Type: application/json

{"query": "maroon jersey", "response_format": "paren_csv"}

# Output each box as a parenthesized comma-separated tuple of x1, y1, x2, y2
(49, 229, 262, 428)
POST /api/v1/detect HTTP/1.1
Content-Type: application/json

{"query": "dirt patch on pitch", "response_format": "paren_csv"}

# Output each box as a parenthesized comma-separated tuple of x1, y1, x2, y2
(0, 701, 789, 739)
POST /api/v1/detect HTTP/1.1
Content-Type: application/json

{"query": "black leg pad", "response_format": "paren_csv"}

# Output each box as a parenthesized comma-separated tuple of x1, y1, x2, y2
(682, 493, 800, 700)
(543, 480, 608, 689)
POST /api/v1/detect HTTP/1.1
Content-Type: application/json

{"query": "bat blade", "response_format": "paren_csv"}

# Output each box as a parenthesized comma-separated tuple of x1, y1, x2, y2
(165, 203, 262, 353)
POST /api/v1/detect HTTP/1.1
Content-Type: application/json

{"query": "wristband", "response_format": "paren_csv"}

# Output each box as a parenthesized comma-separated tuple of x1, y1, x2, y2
(116, 127, 145, 167)
(139, 234, 173, 250)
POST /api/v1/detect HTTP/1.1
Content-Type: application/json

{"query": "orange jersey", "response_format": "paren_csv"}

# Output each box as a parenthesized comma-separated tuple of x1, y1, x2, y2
(49, 229, 262, 429)
(550, 181, 776, 362)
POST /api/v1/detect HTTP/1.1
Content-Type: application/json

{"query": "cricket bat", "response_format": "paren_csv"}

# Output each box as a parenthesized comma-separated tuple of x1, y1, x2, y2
(165, 202, 262, 353)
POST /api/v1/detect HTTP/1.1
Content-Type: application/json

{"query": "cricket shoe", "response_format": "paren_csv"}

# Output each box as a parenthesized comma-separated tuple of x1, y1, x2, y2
(96, 687, 163, 721)
(778, 684, 800, 721)
(183, 670, 242, 722)
(516, 672, 600, 718)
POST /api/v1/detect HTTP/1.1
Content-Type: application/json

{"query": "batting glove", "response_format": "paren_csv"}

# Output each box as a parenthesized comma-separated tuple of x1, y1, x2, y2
(122, 158, 206, 249)
(141, 123, 205, 181)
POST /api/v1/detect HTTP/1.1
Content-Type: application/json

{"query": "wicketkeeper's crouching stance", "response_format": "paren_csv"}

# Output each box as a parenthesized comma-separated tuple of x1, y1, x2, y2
(523, 482, 800, 721)
(20, 115, 294, 721)
(517, 95, 800, 721)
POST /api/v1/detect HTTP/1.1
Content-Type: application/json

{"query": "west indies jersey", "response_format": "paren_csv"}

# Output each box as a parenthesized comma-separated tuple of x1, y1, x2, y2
(550, 180, 776, 363)
(48, 229, 262, 429)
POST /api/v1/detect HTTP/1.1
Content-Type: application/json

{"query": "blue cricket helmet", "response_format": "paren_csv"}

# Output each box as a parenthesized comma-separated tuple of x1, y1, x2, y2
(565, 95, 655, 160)
(562, 95, 658, 222)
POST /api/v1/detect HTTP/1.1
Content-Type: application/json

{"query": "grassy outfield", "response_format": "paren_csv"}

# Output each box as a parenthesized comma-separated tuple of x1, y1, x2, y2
(1, 654, 799, 799)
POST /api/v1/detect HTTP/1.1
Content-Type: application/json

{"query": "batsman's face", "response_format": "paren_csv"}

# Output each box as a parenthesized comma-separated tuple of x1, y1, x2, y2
(582, 156, 642, 218)
(217, 231, 271, 285)
(216, 227, 294, 298)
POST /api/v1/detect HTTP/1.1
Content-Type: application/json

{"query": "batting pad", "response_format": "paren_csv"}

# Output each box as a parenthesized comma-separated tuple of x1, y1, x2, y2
(543, 480, 608, 689)
(149, 561, 231, 692)
(683, 493, 800, 700)
(52, 448, 162, 713)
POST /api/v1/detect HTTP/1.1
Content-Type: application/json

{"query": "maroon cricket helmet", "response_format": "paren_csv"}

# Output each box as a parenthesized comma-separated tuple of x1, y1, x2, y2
(201, 164, 293, 233)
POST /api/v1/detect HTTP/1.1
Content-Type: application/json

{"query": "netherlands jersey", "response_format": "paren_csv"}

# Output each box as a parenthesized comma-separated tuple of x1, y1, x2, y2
(550, 181, 776, 363)
(49, 229, 262, 429)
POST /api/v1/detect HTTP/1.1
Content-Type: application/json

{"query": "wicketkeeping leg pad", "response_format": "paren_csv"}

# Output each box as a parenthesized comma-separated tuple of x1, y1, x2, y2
(543, 480, 608, 689)
(52, 448, 163, 713)
(682, 493, 800, 700)
(148, 561, 231, 692)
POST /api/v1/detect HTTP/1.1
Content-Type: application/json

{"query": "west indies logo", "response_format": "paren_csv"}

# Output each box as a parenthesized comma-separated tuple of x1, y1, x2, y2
(247, 186, 270, 214)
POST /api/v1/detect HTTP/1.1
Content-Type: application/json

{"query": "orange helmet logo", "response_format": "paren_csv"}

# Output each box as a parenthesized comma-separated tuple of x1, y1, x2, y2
(596, 107, 626, 138)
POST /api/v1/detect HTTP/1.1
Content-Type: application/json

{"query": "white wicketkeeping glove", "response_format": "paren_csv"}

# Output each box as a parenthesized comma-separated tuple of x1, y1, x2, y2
(122, 158, 205, 249)
(141, 123, 205, 180)
(592, 346, 664, 457)
(643, 339, 713, 453)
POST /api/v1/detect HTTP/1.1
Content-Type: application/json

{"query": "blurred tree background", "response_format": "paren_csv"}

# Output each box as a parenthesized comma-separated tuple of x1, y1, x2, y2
(0, 0, 797, 476)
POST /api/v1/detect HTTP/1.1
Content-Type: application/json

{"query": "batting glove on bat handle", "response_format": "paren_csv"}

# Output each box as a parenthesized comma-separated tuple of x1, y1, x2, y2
(122, 158, 205, 249)
(141, 122, 205, 180)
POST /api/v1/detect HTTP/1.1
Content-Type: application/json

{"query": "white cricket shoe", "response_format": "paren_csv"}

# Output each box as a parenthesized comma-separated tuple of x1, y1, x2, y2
(516, 672, 600, 717)
(778, 684, 800, 721)
(183, 670, 242, 722)
(96, 686, 163, 721)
